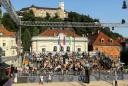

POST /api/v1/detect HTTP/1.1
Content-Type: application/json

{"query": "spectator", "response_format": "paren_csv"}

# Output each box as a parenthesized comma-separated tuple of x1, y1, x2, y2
(13, 67, 18, 83)
(40, 73, 44, 84)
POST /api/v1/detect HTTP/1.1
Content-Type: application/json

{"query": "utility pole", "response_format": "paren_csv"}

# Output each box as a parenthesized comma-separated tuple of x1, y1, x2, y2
(17, 23, 22, 67)
(0, 1, 2, 25)
(114, 67, 118, 86)
(0, 47, 2, 63)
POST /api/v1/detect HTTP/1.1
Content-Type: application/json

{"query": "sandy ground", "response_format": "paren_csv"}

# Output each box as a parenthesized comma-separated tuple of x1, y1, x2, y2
(13, 80, 128, 86)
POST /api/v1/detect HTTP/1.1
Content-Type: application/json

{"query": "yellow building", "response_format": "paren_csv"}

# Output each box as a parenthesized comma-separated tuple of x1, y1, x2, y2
(89, 32, 121, 59)
(20, 1, 68, 19)
(0, 26, 18, 65)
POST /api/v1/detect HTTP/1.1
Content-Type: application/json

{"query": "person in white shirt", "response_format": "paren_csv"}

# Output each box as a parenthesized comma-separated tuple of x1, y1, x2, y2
(48, 74, 52, 82)
(40, 74, 44, 84)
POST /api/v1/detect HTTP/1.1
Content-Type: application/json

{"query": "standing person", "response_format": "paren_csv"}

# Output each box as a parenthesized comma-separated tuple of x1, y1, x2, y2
(48, 74, 52, 82)
(40, 73, 44, 85)
(14, 67, 18, 83)
(10, 65, 14, 78)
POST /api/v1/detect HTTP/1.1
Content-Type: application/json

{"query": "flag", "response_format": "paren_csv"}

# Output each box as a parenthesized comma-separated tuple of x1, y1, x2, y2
(58, 36, 60, 45)
(74, 35, 75, 43)
(73, 35, 76, 52)
(63, 36, 66, 45)
(68, 36, 72, 45)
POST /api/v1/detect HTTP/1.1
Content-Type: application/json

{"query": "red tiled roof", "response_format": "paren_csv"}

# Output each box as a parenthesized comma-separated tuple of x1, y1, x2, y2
(39, 29, 80, 37)
(0, 27, 16, 37)
(93, 32, 120, 46)
(115, 37, 125, 44)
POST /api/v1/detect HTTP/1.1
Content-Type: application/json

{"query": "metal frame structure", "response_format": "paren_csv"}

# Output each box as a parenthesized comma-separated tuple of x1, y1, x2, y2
(1, 0, 20, 25)
(20, 21, 128, 28)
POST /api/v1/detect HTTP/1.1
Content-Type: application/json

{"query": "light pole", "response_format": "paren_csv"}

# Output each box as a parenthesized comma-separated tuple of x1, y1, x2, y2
(16, 19, 22, 67)
(0, 47, 2, 63)
(114, 67, 118, 86)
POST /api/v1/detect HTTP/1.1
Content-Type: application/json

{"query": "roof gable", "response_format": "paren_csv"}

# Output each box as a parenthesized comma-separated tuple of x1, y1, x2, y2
(0, 27, 16, 37)
(39, 29, 80, 37)
(93, 32, 120, 46)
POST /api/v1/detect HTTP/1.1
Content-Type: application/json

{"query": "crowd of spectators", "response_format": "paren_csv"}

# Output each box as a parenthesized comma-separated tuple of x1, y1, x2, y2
(6, 51, 124, 83)
(20, 51, 117, 75)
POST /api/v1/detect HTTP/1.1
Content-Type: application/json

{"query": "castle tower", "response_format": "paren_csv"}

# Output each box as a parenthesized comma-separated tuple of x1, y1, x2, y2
(58, 0, 64, 10)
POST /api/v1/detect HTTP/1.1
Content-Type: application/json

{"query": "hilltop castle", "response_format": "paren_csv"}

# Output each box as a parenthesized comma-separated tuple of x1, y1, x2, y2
(20, 1, 68, 19)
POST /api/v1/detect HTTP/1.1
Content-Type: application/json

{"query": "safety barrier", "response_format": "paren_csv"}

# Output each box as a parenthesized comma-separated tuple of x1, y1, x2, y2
(16, 71, 88, 83)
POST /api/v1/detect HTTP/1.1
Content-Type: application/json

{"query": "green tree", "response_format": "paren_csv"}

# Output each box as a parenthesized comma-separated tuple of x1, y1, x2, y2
(22, 29, 31, 51)
(32, 27, 39, 36)
(45, 12, 50, 21)
(22, 10, 35, 21)
(67, 12, 99, 36)
(1, 13, 17, 31)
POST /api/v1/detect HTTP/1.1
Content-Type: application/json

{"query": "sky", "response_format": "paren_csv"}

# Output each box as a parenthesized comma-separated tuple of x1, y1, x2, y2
(9, 0, 128, 37)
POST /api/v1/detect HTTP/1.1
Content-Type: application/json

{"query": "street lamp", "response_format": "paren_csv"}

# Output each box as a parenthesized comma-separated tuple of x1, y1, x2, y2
(122, 0, 127, 9)
(112, 27, 114, 30)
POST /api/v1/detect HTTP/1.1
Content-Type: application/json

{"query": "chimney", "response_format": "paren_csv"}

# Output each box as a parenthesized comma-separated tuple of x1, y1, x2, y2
(98, 30, 100, 34)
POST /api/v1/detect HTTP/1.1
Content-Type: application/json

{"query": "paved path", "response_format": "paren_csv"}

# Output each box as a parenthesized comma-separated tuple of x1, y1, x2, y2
(3, 78, 13, 86)
(13, 80, 128, 86)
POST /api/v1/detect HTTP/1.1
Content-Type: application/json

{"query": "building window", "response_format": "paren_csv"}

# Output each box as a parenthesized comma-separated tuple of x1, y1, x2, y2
(109, 39, 113, 43)
(95, 48, 98, 51)
(0, 33, 3, 36)
(12, 50, 15, 55)
(100, 38, 104, 43)
(2, 51, 5, 56)
(3, 43, 6, 46)
(53, 46, 57, 51)
(66, 46, 70, 52)
(77, 48, 81, 52)
(60, 46, 64, 51)
(42, 48, 46, 52)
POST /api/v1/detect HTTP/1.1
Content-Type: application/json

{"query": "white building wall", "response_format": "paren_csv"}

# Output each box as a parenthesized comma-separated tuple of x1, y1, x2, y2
(31, 36, 88, 54)
(0, 37, 17, 57)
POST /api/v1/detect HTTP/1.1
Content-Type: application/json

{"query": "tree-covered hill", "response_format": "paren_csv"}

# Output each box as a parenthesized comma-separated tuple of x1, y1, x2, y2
(1, 10, 123, 51)
(66, 12, 122, 39)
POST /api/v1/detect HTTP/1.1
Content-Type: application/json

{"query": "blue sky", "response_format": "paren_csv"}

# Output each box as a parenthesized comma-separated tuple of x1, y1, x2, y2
(10, 0, 128, 37)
